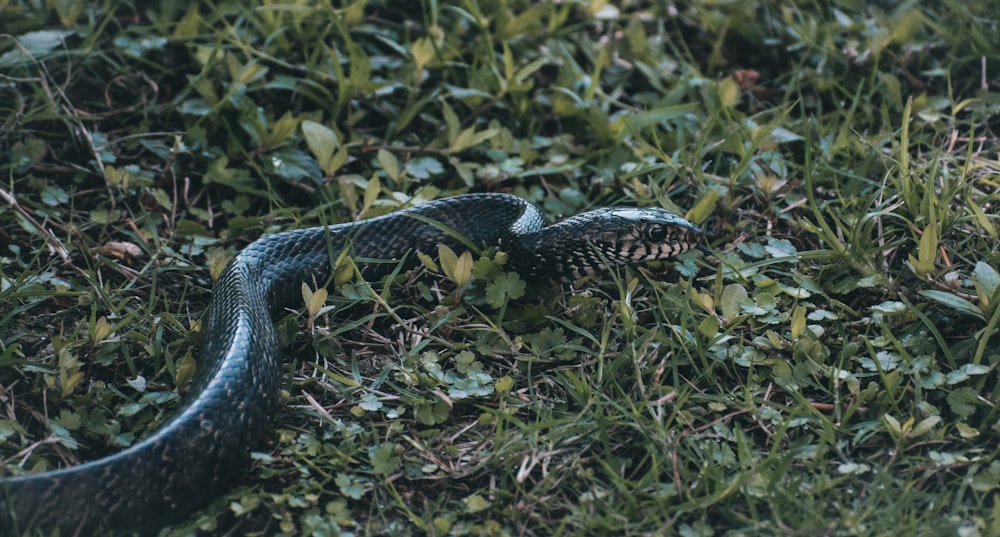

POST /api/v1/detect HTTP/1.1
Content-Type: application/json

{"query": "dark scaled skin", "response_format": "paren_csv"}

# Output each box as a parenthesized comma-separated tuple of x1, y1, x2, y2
(0, 193, 704, 535)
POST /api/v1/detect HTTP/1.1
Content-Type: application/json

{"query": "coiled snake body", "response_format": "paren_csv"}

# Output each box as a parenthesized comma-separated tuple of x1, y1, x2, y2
(0, 193, 703, 535)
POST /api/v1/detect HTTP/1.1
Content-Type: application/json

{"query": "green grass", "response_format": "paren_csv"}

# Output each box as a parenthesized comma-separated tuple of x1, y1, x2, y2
(1, 0, 999, 536)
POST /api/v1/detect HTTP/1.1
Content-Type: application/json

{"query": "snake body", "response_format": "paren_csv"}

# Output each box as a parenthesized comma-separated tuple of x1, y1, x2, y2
(0, 193, 703, 535)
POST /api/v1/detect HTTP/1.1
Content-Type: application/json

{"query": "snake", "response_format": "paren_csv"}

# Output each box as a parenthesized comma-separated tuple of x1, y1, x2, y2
(0, 193, 704, 535)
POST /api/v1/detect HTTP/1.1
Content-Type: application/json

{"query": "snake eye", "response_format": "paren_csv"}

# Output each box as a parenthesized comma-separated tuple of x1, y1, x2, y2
(644, 225, 668, 242)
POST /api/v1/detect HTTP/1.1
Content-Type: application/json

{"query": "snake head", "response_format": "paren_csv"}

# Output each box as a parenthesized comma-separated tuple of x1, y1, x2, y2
(579, 207, 704, 272)
(509, 205, 706, 281)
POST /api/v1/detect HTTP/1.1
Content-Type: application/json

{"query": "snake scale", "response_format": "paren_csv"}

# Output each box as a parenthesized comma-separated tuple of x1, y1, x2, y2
(0, 193, 704, 535)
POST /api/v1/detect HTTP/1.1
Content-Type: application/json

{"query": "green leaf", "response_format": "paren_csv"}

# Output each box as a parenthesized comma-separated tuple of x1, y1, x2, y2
(945, 363, 991, 385)
(175, 350, 197, 387)
(265, 111, 299, 147)
(485, 272, 526, 308)
(411, 36, 436, 75)
(973, 261, 999, 312)
(611, 103, 698, 139)
(495, 376, 514, 394)
(871, 301, 907, 315)
(525, 327, 568, 359)
(439, 245, 472, 287)
(377, 148, 400, 181)
(0, 30, 74, 67)
(118, 402, 143, 417)
(719, 283, 748, 321)
(433, 517, 451, 533)
(302, 284, 328, 317)
(454, 350, 476, 374)
(54, 409, 82, 431)
(512, 56, 548, 86)
(405, 156, 444, 180)
(417, 251, 439, 273)
(790, 306, 806, 340)
(268, 147, 321, 184)
(769, 126, 805, 143)
(910, 415, 941, 438)
(347, 39, 371, 91)
(335, 474, 366, 499)
(41, 185, 69, 207)
(0, 421, 21, 443)
(686, 188, 719, 225)
(968, 201, 999, 239)
(441, 101, 460, 144)
(370, 444, 400, 476)
(955, 423, 979, 439)
(909, 220, 938, 277)
(57, 348, 83, 397)
(414, 400, 449, 425)
(173, 5, 201, 37)
(718, 77, 740, 108)
(447, 127, 500, 154)
(698, 316, 719, 338)
(301, 120, 340, 171)
(919, 290, 984, 320)
(764, 238, 797, 259)
(186, 75, 219, 105)
(91, 316, 112, 345)
(882, 414, 902, 438)
(362, 176, 381, 214)
(438, 244, 458, 278)
(464, 494, 490, 513)
(689, 288, 714, 315)
(946, 387, 979, 418)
